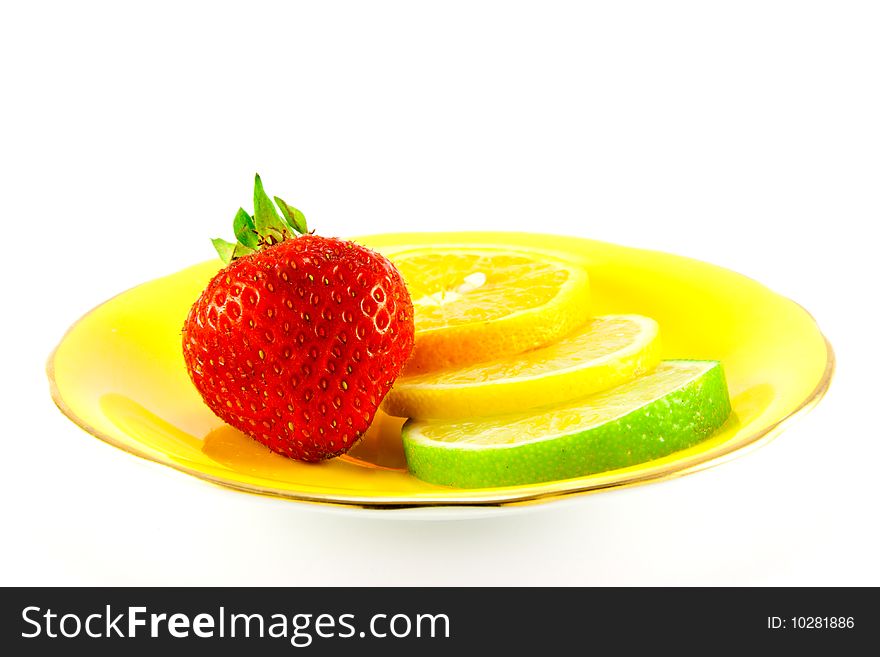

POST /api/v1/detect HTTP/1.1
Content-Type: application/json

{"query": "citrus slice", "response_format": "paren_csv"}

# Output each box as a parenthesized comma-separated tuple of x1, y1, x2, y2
(383, 315, 661, 420)
(402, 360, 732, 488)
(388, 246, 591, 373)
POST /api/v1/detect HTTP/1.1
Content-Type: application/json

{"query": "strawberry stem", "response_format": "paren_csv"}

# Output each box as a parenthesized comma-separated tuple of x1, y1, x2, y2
(212, 174, 309, 264)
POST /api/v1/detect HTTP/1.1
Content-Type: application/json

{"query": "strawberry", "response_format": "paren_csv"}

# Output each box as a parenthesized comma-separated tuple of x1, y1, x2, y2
(182, 175, 414, 462)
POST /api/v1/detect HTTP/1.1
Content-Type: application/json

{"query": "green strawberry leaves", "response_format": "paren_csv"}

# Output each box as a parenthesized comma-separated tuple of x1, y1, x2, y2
(253, 174, 289, 244)
(274, 196, 309, 234)
(212, 237, 255, 263)
(211, 238, 237, 264)
(212, 174, 309, 264)
(233, 208, 259, 249)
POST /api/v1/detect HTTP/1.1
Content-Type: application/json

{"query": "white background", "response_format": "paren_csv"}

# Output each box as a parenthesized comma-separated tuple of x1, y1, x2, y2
(1, 1, 878, 585)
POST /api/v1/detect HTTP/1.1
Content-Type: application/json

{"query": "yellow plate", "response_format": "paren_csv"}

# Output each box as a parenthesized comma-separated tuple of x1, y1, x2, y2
(48, 232, 833, 509)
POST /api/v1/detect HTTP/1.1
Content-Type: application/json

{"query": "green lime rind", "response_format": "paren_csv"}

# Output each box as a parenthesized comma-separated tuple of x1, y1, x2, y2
(402, 360, 732, 488)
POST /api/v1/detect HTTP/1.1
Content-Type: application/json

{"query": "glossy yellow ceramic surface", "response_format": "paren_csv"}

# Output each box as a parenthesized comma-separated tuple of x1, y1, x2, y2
(48, 232, 833, 508)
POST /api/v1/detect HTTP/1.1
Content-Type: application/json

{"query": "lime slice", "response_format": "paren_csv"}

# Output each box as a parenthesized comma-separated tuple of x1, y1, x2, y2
(402, 360, 732, 488)
(384, 315, 662, 420)
(388, 246, 591, 373)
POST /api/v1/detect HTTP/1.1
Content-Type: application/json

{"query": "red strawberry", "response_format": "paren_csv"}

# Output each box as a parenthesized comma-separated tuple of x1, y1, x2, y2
(182, 175, 414, 462)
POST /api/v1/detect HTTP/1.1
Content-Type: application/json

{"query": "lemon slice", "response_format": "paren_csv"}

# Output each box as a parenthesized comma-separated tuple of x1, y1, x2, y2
(402, 360, 732, 488)
(383, 315, 661, 420)
(388, 246, 591, 373)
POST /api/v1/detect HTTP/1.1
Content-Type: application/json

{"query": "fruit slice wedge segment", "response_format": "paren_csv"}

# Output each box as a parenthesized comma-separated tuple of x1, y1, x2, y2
(387, 246, 591, 373)
(402, 360, 732, 488)
(383, 315, 662, 420)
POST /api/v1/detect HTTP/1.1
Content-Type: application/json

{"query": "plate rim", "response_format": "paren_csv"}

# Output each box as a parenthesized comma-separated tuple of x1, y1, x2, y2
(46, 249, 836, 511)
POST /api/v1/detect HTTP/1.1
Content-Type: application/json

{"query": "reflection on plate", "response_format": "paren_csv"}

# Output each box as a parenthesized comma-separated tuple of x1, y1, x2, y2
(48, 232, 833, 510)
